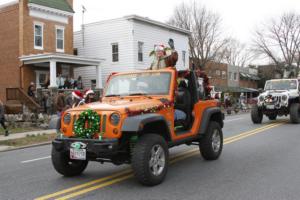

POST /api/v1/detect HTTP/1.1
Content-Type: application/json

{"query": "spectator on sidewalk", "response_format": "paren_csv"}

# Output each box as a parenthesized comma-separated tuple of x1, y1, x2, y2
(56, 91, 67, 116)
(76, 76, 84, 89)
(0, 100, 9, 136)
(27, 82, 35, 98)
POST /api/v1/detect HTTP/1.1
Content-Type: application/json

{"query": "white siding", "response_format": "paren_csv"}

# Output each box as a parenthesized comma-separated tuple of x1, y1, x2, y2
(132, 21, 189, 71)
(73, 66, 96, 89)
(74, 17, 189, 88)
(74, 18, 134, 87)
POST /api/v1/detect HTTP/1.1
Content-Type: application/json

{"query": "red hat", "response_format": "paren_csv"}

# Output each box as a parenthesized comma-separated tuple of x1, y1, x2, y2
(72, 90, 83, 99)
(83, 89, 94, 98)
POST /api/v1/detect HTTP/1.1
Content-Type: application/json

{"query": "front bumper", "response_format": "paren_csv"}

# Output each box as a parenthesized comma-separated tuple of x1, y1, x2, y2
(52, 137, 119, 158)
(260, 104, 289, 115)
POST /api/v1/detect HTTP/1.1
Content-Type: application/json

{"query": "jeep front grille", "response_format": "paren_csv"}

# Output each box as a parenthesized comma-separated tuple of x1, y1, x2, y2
(72, 113, 105, 134)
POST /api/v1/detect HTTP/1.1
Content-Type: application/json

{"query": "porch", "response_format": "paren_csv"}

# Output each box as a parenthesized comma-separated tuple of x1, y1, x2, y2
(20, 53, 103, 90)
(5, 53, 104, 114)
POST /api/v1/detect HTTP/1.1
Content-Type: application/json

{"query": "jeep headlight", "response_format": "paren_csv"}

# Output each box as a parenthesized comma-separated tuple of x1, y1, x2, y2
(281, 95, 288, 101)
(110, 112, 121, 126)
(259, 96, 264, 102)
(63, 113, 71, 125)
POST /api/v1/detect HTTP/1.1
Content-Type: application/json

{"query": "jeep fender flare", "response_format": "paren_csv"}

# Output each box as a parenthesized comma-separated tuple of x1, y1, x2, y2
(198, 107, 224, 135)
(121, 113, 171, 141)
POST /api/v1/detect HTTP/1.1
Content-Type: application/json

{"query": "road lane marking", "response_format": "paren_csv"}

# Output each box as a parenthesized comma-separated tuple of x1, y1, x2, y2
(55, 174, 134, 200)
(224, 123, 284, 143)
(224, 117, 244, 122)
(21, 156, 51, 163)
(35, 122, 285, 200)
(34, 149, 198, 200)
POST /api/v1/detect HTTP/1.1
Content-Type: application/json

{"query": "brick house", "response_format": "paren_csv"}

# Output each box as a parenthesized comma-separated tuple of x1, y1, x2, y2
(0, 0, 101, 111)
(203, 61, 228, 89)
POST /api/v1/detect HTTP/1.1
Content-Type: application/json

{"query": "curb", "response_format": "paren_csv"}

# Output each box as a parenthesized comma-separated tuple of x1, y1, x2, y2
(0, 141, 51, 153)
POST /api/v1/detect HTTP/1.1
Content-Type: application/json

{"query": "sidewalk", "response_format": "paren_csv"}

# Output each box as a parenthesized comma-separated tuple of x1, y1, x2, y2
(0, 129, 56, 142)
(0, 129, 56, 152)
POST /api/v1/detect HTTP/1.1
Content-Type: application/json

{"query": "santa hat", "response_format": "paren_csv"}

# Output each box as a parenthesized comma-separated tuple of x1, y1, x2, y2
(84, 89, 94, 98)
(72, 90, 83, 99)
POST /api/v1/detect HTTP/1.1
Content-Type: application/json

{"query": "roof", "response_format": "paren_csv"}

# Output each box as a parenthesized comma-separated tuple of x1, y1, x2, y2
(28, 0, 74, 13)
(124, 15, 191, 35)
(215, 86, 258, 93)
(20, 53, 102, 66)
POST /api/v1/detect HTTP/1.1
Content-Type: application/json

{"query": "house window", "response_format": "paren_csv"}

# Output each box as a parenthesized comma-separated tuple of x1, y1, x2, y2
(216, 70, 221, 76)
(56, 26, 64, 52)
(112, 43, 119, 62)
(138, 42, 143, 62)
(222, 71, 226, 79)
(182, 51, 186, 66)
(229, 72, 232, 80)
(34, 22, 43, 49)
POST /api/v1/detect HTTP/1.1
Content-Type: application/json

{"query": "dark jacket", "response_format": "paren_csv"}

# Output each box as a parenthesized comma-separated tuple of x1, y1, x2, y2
(0, 103, 5, 120)
(56, 95, 66, 112)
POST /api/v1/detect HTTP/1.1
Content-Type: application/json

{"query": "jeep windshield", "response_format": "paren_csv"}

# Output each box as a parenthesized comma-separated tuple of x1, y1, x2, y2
(105, 72, 171, 97)
(264, 80, 297, 90)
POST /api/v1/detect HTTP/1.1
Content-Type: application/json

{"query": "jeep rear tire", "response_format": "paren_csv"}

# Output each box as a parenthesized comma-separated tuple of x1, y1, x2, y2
(290, 103, 300, 124)
(51, 147, 88, 177)
(199, 121, 223, 160)
(251, 105, 263, 124)
(131, 134, 169, 186)
(268, 114, 277, 120)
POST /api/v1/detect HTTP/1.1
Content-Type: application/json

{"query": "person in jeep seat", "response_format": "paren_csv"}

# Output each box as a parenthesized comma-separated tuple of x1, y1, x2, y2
(175, 80, 192, 128)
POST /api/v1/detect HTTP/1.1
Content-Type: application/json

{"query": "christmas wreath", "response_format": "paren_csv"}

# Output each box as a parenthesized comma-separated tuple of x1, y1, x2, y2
(74, 109, 100, 138)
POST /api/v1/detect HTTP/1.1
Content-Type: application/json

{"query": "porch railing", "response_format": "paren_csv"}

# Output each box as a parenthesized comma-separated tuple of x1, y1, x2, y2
(6, 88, 41, 112)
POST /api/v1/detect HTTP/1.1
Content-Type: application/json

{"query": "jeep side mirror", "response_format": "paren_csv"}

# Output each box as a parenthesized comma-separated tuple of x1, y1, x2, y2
(258, 88, 264, 93)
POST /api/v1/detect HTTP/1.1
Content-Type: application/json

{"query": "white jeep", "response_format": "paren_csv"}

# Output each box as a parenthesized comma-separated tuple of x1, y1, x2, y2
(251, 79, 300, 124)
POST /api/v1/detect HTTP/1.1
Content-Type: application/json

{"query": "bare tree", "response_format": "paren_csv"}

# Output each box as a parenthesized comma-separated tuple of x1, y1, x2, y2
(169, 1, 228, 69)
(221, 38, 254, 67)
(253, 12, 300, 77)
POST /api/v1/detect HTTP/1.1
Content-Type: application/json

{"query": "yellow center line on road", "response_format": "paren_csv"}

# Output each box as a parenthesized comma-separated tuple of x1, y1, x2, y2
(34, 122, 286, 200)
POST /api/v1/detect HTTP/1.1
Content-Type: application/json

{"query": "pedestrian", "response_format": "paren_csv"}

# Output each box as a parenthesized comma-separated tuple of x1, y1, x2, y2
(27, 82, 35, 97)
(0, 100, 9, 136)
(84, 89, 96, 104)
(77, 76, 84, 89)
(71, 90, 84, 108)
(42, 93, 51, 114)
(56, 74, 65, 89)
(63, 76, 71, 89)
(55, 90, 67, 116)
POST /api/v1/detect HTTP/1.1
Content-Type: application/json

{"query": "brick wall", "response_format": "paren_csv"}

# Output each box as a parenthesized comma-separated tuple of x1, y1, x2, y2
(204, 62, 228, 88)
(20, 0, 74, 56)
(19, 0, 74, 90)
(0, 3, 20, 102)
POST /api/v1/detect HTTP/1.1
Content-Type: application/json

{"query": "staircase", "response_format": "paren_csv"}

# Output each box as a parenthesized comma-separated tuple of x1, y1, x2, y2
(6, 88, 42, 114)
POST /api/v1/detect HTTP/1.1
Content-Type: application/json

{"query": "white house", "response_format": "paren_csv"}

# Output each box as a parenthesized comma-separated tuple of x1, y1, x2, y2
(73, 15, 190, 89)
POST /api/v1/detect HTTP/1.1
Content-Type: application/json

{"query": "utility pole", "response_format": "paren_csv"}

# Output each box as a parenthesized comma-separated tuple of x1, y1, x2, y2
(81, 5, 86, 47)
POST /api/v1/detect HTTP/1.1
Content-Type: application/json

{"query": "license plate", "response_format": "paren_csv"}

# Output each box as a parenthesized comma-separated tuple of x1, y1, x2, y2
(70, 148, 86, 160)
(266, 105, 275, 109)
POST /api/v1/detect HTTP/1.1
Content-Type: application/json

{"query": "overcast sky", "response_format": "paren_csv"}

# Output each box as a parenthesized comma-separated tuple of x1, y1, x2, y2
(1, 0, 300, 44)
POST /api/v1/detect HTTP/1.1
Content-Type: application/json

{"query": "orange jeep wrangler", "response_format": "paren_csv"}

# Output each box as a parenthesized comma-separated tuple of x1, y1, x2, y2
(51, 68, 224, 186)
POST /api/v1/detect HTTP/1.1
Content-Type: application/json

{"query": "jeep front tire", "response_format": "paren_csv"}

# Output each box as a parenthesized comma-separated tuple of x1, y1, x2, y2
(251, 105, 263, 124)
(290, 103, 300, 124)
(51, 147, 88, 177)
(131, 134, 169, 186)
(199, 121, 223, 160)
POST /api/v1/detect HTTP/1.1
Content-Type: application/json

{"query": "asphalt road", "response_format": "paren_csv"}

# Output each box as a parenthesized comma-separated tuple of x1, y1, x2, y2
(0, 113, 300, 200)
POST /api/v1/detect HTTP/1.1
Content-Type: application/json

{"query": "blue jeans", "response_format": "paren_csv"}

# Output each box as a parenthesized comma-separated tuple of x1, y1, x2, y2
(174, 109, 186, 121)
